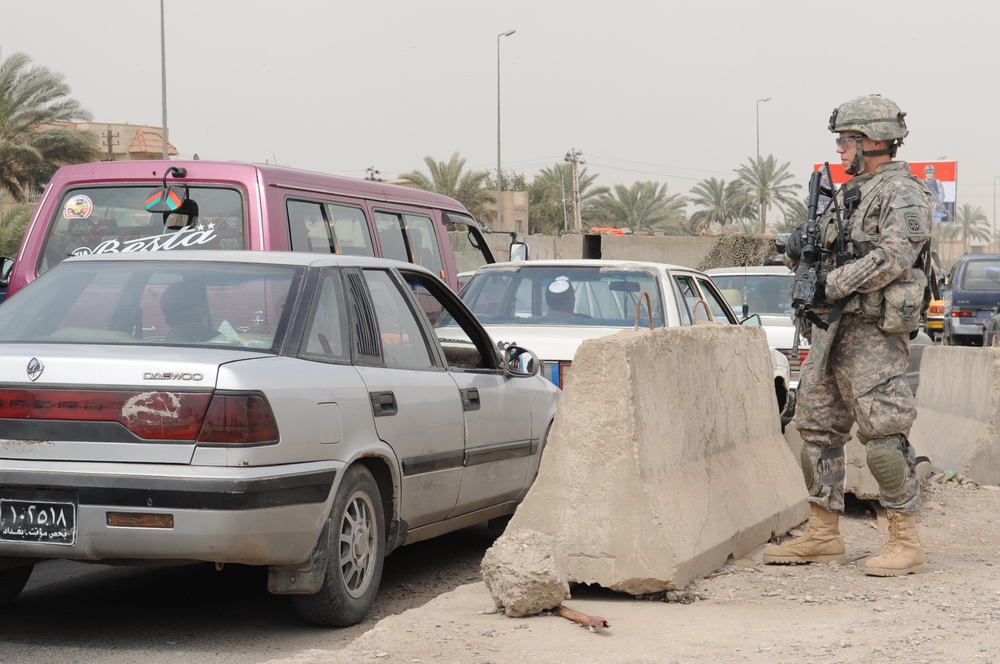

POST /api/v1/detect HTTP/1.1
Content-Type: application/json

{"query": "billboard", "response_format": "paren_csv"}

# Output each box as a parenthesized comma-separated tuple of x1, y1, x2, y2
(813, 160, 957, 222)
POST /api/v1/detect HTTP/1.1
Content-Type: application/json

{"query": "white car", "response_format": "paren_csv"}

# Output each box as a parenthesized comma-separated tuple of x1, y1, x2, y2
(705, 265, 809, 391)
(455, 260, 791, 419)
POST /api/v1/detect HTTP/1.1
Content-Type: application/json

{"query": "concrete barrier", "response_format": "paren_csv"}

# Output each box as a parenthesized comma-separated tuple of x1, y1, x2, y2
(505, 324, 809, 595)
(910, 346, 1000, 484)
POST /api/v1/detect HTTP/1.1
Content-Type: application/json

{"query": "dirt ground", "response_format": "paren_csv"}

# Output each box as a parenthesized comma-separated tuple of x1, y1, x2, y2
(266, 474, 1000, 664)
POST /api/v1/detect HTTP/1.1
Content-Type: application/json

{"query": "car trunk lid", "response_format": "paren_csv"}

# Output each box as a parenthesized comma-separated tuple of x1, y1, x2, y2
(0, 345, 261, 464)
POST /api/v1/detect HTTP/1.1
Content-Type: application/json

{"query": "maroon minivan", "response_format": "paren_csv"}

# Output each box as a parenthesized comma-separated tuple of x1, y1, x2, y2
(5, 160, 511, 298)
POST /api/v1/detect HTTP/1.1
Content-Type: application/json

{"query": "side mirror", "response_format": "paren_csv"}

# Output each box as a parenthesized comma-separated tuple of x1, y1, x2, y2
(509, 241, 528, 262)
(503, 344, 539, 377)
(740, 313, 762, 326)
(0, 256, 13, 286)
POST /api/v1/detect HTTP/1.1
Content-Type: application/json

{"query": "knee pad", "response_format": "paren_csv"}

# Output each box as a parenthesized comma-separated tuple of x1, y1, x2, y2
(866, 438, 910, 492)
(801, 444, 845, 490)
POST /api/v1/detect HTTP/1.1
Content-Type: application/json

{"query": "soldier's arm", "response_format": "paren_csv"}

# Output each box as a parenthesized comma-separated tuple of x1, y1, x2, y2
(824, 188, 930, 299)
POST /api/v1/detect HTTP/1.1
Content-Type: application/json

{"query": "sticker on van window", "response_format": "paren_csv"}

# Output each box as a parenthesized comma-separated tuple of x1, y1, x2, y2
(63, 195, 94, 219)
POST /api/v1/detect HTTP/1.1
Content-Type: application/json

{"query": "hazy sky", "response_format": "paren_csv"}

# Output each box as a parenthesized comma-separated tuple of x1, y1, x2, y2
(5, 1, 998, 223)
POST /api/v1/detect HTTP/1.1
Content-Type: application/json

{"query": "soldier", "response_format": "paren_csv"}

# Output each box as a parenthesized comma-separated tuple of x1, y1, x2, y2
(765, 95, 932, 576)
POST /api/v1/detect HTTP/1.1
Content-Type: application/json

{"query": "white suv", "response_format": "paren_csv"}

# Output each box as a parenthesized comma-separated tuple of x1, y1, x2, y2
(705, 266, 809, 391)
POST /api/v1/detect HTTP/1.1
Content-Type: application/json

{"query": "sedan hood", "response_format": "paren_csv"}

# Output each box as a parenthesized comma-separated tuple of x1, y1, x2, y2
(481, 324, 627, 362)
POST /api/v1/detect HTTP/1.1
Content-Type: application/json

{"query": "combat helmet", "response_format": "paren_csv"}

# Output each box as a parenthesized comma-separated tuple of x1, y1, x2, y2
(829, 94, 908, 174)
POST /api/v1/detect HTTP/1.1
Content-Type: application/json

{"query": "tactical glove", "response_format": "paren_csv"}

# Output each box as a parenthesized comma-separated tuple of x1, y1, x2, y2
(786, 226, 804, 261)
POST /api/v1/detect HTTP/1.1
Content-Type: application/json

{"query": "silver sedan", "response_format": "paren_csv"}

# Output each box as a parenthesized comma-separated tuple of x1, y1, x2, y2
(0, 251, 558, 626)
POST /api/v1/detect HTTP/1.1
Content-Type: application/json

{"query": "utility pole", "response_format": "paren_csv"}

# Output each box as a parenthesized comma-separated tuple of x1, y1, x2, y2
(565, 148, 583, 231)
(560, 171, 569, 232)
(102, 126, 120, 161)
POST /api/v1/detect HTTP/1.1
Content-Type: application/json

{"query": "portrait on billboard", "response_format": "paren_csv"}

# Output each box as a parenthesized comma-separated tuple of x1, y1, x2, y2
(813, 160, 957, 222)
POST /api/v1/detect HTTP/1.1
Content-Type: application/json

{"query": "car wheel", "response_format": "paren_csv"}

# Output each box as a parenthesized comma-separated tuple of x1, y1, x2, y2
(0, 564, 34, 606)
(291, 465, 385, 628)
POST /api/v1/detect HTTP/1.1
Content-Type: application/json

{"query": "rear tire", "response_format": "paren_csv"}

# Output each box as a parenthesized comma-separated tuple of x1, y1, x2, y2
(0, 564, 34, 606)
(291, 465, 385, 628)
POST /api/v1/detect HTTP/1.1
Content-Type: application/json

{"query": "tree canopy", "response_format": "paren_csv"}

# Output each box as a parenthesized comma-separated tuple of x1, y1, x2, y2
(0, 49, 99, 201)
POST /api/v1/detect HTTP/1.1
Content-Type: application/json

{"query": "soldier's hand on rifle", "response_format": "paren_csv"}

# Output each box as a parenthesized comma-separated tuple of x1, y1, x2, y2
(786, 226, 804, 261)
(814, 273, 827, 305)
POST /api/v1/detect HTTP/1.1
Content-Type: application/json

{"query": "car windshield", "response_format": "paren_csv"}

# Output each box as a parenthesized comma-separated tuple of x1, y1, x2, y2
(450, 265, 666, 327)
(710, 274, 794, 317)
(0, 259, 300, 351)
(39, 185, 245, 277)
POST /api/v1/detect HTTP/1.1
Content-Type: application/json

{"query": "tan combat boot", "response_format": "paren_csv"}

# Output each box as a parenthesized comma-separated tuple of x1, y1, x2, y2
(763, 503, 847, 564)
(864, 508, 926, 576)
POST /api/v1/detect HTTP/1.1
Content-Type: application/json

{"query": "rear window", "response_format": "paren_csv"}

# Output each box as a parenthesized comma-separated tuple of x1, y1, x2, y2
(39, 186, 245, 276)
(0, 260, 298, 351)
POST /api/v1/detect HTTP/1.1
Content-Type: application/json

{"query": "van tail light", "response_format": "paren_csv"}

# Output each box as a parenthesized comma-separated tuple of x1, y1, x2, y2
(197, 392, 279, 445)
(0, 388, 277, 445)
(799, 349, 809, 365)
(950, 309, 975, 318)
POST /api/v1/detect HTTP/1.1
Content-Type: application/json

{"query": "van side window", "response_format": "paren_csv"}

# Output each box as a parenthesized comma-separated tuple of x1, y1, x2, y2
(326, 204, 374, 257)
(287, 200, 335, 254)
(404, 214, 444, 278)
(373, 211, 409, 263)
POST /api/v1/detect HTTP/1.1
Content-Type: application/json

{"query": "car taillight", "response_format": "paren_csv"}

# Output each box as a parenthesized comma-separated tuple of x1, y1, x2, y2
(799, 349, 809, 365)
(950, 309, 975, 318)
(197, 392, 279, 445)
(929, 304, 944, 314)
(0, 388, 212, 440)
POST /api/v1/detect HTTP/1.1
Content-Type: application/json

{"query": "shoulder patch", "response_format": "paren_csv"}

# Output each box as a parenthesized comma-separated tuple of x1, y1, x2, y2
(907, 216, 922, 233)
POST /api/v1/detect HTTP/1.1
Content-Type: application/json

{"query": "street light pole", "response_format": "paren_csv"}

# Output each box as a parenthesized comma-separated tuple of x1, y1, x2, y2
(496, 29, 516, 231)
(755, 97, 771, 233)
(160, 0, 169, 160)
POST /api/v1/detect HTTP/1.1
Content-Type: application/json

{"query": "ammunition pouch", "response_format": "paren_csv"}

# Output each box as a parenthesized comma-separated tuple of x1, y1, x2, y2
(877, 268, 928, 335)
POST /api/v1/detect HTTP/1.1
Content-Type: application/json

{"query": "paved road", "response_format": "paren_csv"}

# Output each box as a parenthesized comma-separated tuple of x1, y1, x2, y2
(0, 525, 495, 664)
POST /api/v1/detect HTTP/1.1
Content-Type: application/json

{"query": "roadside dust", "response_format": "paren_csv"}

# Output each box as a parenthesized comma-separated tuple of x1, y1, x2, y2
(267, 477, 1000, 664)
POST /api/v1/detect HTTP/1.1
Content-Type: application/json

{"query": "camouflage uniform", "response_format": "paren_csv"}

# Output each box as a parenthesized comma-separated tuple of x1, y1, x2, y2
(794, 161, 932, 514)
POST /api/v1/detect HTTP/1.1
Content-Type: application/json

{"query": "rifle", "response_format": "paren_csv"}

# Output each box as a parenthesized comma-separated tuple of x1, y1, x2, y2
(790, 169, 826, 356)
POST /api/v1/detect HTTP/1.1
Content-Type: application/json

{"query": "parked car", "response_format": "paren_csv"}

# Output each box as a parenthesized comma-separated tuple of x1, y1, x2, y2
(942, 254, 1000, 346)
(455, 259, 791, 419)
(0, 251, 558, 626)
(924, 294, 944, 341)
(705, 265, 809, 390)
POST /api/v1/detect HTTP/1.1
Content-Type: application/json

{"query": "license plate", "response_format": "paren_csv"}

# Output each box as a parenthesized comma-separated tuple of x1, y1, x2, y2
(0, 498, 77, 545)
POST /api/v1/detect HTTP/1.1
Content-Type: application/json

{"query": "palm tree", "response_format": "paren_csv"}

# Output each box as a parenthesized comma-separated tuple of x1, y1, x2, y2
(0, 49, 99, 201)
(688, 178, 756, 231)
(952, 203, 991, 254)
(0, 192, 32, 256)
(398, 152, 493, 221)
(591, 181, 687, 234)
(735, 155, 803, 234)
(527, 163, 609, 235)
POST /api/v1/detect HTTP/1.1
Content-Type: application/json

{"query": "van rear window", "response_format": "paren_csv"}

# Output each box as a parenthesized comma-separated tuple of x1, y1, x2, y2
(39, 186, 245, 276)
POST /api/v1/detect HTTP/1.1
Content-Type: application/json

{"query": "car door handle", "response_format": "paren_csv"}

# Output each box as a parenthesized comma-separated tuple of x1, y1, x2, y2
(460, 387, 480, 411)
(369, 390, 397, 417)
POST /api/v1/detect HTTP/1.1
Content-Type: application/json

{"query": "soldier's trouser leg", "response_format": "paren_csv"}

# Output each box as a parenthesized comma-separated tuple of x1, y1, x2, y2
(793, 341, 853, 514)
(763, 345, 850, 565)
